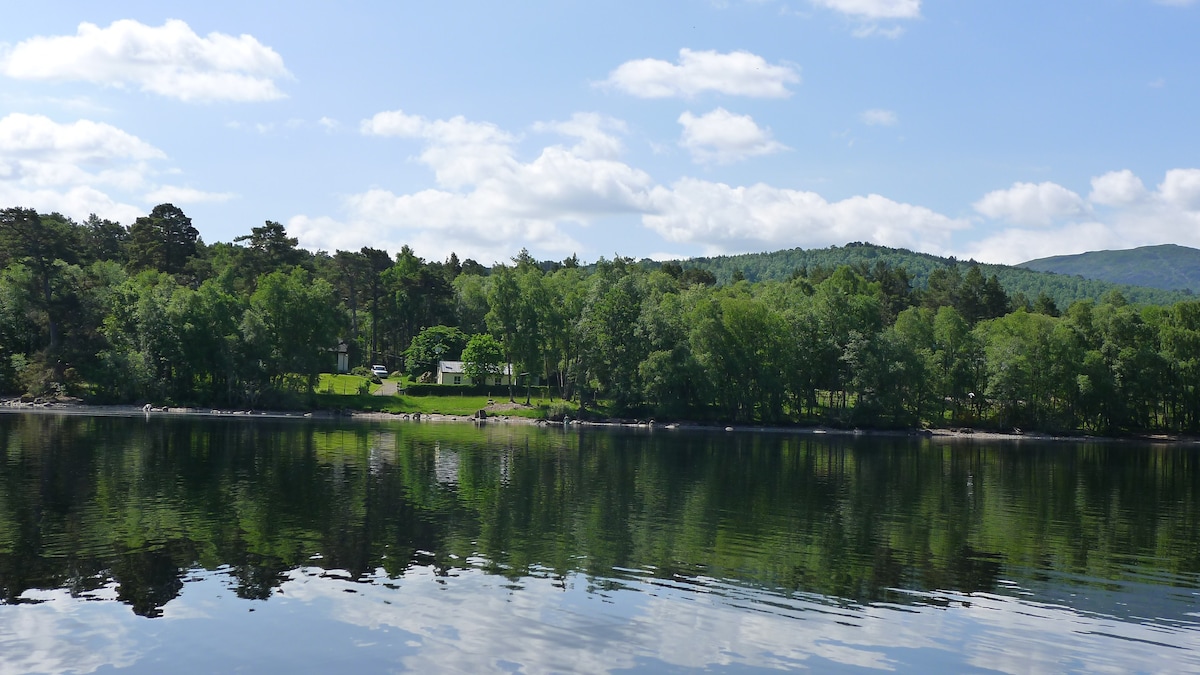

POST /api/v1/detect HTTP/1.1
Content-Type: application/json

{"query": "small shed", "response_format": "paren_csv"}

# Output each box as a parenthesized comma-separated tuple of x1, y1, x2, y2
(333, 340, 350, 374)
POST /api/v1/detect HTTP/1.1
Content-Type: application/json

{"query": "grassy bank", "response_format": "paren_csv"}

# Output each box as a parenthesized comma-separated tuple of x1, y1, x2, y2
(315, 373, 579, 419)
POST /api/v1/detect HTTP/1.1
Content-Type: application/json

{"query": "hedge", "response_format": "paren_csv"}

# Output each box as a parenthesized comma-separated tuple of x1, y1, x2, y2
(402, 383, 554, 398)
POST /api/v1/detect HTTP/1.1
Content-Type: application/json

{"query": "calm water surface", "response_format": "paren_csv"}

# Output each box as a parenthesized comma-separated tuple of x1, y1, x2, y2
(1, 411, 1199, 673)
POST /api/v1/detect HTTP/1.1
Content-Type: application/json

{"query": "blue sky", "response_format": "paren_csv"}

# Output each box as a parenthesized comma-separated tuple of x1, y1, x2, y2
(1, 1, 1197, 265)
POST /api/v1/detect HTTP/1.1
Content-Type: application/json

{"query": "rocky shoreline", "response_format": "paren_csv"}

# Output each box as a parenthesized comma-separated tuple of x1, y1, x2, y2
(2, 397, 1195, 444)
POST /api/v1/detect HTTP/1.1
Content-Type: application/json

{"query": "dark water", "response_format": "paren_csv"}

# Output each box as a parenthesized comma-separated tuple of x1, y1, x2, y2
(1, 412, 1199, 673)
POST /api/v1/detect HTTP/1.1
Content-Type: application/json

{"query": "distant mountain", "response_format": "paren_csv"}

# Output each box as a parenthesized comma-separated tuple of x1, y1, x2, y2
(658, 242, 1194, 308)
(1019, 244, 1200, 293)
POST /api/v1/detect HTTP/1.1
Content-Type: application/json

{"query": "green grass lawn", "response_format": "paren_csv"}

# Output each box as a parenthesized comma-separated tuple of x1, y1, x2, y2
(317, 373, 380, 395)
(314, 373, 578, 419)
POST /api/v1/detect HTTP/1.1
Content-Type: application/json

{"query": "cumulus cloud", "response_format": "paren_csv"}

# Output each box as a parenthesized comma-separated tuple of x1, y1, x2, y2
(0, 19, 290, 102)
(957, 221, 1127, 266)
(600, 49, 799, 99)
(806, 0, 919, 38)
(0, 112, 163, 164)
(0, 112, 163, 221)
(1158, 168, 1200, 210)
(961, 168, 1200, 264)
(532, 113, 627, 160)
(361, 109, 517, 189)
(643, 178, 966, 255)
(973, 181, 1088, 227)
(1089, 170, 1147, 207)
(296, 107, 980, 261)
(677, 108, 787, 164)
(292, 110, 655, 261)
(0, 112, 221, 223)
(810, 0, 922, 19)
(860, 109, 898, 126)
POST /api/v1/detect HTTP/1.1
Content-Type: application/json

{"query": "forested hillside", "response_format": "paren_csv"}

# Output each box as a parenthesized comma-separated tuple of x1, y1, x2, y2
(4, 204, 1200, 436)
(1021, 244, 1200, 293)
(670, 242, 1193, 307)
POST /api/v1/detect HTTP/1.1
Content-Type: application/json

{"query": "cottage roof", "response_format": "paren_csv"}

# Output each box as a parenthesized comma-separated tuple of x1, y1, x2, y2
(437, 360, 513, 376)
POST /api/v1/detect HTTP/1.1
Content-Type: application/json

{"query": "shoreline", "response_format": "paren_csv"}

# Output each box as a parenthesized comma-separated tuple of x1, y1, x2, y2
(2, 398, 1197, 445)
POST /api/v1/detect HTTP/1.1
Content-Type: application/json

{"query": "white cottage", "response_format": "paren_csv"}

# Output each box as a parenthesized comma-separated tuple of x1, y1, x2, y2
(436, 360, 514, 386)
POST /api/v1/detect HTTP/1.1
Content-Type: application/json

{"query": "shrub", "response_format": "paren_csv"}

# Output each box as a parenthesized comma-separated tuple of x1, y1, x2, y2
(404, 383, 502, 396)
(546, 402, 572, 421)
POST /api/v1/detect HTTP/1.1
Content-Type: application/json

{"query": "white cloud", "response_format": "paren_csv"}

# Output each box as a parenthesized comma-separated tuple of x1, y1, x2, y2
(600, 49, 799, 99)
(0, 112, 163, 163)
(361, 109, 517, 189)
(806, 0, 918, 38)
(0, 588, 141, 675)
(0, 112, 222, 223)
(1089, 170, 1147, 206)
(643, 178, 966, 255)
(318, 117, 339, 131)
(0, 112, 160, 221)
(0, 184, 145, 225)
(962, 168, 1200, 264)
(1158, 168, 1200, 210)
(957, 221, 1127, 266)
(293, 111, 656, 261)
(0, 19, 289, 103)
(860, 109, 898, 126)
(677, 108, 787, 164)
(300, 108, 973, 261)
(973, 181, 1088, 227)
(532, 113, 627, 160)
(811, 0, 922, 19)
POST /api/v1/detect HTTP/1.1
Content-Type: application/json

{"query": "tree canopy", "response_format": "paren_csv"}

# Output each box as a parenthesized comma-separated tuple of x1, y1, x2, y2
(3, 204, 1199, 435)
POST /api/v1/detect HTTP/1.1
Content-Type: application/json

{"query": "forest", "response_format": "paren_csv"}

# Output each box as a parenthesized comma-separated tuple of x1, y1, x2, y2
(3, 203, 1200, 435)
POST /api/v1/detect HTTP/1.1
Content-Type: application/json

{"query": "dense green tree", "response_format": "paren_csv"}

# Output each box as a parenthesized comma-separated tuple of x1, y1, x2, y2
(83, 214, 128, 264)
(233, 221, 304, 281)
(242, 268, 339, 396)
(577, 260, 647, 412)
(327, 249, 371, 363)
(0, 208, 82, 353)
(378, 246, 454, 371)
(513, 265, 551, 403)
(679, 267, 716, 287)
(975, 310, 1060, 429)
(544, 268, 586, 400)
(462, 333, 505, 385)
(689, 295, 790, 422)
(486, 265, 522, 401)
(404, 326, 467, 379)
(359, 247, 393, 365)
(126, 204, 200, 275)
(6, 203, 1200, 433)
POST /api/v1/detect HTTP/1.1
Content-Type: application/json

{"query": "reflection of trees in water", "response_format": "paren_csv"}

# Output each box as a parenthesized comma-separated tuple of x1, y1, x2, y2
(233, 553, 290, 601)
(113, 548, 188, 618)
(0, 414, 1196, 618)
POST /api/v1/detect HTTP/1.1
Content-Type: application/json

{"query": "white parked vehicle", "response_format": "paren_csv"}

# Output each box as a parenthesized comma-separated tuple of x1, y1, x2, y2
(371, 365, 389, 378)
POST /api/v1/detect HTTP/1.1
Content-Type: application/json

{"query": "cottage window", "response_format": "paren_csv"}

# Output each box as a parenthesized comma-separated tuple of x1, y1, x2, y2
(454, 375, 462, 385)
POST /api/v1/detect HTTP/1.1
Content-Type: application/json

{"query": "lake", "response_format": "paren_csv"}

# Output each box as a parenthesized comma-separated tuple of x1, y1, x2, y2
(1, 411, 1198, 673)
